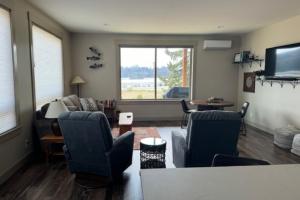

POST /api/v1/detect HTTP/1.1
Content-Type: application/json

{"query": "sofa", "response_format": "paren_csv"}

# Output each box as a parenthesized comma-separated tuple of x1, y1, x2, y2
(61, 94, 104, 112)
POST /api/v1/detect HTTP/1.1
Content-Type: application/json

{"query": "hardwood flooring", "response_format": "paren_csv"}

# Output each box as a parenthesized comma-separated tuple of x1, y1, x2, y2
(1, 123, 300, 200)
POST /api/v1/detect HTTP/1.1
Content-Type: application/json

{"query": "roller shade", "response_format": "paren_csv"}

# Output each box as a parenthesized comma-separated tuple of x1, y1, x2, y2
(0, 7, 16, 134)
(32, 25, 63, 110)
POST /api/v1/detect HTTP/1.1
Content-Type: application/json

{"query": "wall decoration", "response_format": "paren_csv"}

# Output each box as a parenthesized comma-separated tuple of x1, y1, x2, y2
(234, 53, 242, 63)
(87, 47, 103, 69)
(243, 72, 256, 93)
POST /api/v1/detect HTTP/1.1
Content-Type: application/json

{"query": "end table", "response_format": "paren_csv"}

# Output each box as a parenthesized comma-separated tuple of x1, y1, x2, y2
(140, 137, 166, 169)
(40, 134, 64, 163)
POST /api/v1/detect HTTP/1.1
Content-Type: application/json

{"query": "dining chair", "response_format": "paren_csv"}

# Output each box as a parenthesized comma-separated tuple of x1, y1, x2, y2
(211, 154, 270, 167)
(180, 99, 196, 128)
(239, 102, 250, 135)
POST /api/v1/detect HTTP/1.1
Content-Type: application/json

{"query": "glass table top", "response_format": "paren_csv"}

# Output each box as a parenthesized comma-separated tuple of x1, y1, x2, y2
(140, 137, 166, 146)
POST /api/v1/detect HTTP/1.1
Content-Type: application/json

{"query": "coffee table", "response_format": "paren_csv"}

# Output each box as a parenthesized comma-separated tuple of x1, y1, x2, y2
(140, 137, 166, 169)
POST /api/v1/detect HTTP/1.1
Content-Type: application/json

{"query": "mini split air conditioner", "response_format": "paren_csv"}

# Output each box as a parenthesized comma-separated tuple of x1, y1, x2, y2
(203, 40, 232, 50)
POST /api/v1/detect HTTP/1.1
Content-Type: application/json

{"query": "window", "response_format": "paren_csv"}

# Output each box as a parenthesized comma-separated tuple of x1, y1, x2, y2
(0, 7, 17, 134)
(120, 47, 193, 100)
(32, 25, 63, 110)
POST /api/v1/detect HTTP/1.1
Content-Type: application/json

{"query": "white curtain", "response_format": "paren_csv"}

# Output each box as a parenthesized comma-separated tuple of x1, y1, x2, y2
(32, 25, 63, 110)
(0, 8, 16, 134)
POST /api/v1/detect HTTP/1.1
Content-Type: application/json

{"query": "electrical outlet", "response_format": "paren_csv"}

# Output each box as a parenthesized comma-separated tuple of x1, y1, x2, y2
(25, 139, 32, 149)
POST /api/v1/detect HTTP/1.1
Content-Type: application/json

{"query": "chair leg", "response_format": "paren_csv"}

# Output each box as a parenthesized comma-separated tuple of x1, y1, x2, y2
(181, 113, 189, 129)
(241, 118, 247, 136)
(181, 113, 185, 129)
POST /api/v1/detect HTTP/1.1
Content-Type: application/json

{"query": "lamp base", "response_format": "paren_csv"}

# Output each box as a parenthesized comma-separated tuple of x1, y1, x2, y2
(51, 119, 62, 136)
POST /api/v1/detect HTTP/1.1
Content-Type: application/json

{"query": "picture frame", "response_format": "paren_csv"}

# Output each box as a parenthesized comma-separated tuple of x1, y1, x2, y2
(234, 53, 242, 63)
(243, 72, 256, 93)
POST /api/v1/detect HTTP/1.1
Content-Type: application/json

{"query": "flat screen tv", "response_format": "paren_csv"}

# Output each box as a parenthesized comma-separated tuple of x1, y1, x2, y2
(265, 43, 300, 80)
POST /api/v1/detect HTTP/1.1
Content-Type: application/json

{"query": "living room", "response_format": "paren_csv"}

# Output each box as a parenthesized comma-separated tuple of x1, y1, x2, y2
(1, 0, 300, 199)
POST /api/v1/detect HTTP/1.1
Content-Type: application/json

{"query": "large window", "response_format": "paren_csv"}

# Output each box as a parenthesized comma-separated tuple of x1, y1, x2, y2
(120, 47, 193, 100)
(32, 25, 63, 110)
(0, 7, 17, 134)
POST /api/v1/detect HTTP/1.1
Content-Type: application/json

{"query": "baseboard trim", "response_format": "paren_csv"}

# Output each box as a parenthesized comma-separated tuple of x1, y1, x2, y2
(0, 152, 32, 185)
(246, 122, 273, 136)
(245, 120, 274, 135)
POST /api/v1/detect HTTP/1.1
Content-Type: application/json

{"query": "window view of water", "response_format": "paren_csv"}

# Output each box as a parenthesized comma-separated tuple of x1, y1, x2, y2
(120, 47, 192, 100)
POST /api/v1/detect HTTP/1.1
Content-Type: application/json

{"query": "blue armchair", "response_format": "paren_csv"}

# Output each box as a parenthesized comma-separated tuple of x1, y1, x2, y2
(58, 111, 134, 178)
(172, 111, 241, 167)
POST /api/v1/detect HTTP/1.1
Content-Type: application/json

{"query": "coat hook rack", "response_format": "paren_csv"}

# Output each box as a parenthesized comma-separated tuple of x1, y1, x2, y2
(257, 77, 299, 89)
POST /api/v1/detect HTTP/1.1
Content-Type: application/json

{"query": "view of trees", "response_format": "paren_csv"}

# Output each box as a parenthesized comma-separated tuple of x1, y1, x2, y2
(158, 48, 190, 89)
(121, 66, 169, 79)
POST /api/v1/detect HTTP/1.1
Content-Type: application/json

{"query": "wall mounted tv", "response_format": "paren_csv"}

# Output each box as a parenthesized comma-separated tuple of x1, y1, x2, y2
(265, 43, 300, 80)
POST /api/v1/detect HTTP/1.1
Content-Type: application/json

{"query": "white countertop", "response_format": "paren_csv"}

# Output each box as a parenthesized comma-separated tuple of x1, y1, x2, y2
(141, 164, 300, 200)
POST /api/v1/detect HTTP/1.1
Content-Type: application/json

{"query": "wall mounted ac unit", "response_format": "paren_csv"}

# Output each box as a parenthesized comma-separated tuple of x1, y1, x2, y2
(203, 40, 232, 50)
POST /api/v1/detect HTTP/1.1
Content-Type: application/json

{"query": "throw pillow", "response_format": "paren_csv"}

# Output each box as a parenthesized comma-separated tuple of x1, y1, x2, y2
(80, 98, 99, 111)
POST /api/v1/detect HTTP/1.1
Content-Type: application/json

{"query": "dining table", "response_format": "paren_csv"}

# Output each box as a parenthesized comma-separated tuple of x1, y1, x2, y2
(190, 99, 234, 111)
(141, 164, 300, 200)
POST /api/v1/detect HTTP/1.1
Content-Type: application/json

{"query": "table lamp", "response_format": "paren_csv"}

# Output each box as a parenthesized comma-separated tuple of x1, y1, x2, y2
(45, 100, 68, 136)
(71, 75, 86, 97)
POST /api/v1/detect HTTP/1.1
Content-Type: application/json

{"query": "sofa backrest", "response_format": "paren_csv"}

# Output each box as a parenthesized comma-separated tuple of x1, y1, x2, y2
(61, 94, 82, 111)
(186, 111, 241, 167)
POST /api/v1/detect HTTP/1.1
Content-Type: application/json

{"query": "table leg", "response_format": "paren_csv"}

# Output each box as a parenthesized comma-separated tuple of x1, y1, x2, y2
(43, 142, 49, 164)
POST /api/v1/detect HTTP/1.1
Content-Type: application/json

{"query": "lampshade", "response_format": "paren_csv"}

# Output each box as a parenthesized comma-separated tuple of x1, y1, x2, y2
(45, 100, 68, 119)
(71, 76, 86, 85)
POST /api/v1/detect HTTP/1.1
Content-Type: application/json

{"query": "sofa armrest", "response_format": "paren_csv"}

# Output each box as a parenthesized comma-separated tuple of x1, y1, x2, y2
(108, 131, 134, 176)
(96, 100, 105, 112)
(172, 130, 188, 168)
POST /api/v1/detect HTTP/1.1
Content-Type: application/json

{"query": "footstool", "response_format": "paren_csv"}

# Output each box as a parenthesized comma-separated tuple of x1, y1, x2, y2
(291, 134, 300, 156)
(274, 127, 298, 149)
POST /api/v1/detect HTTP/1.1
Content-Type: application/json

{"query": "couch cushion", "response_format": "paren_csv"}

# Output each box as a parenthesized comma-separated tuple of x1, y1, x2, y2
(80, 98, 99, 111)
(62, 95, 82, 111)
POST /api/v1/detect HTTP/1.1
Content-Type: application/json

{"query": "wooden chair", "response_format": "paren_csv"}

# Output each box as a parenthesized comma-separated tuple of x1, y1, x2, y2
(180, 99, 196, 128)
(239, 102, 250, 135)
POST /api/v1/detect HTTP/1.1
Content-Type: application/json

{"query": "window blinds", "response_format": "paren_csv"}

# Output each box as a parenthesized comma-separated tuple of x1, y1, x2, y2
(32, 25, 63, 110)
(0, 8, 17, 134)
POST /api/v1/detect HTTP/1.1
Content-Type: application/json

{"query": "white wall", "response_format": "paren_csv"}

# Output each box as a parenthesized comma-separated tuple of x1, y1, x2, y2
(71, 34, 241, 120)
(0, 0, 71, 183)
(238, 15, 300, 134)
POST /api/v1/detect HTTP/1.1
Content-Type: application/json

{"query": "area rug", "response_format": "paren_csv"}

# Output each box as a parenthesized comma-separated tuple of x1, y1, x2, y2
(112, 127, 160, 150)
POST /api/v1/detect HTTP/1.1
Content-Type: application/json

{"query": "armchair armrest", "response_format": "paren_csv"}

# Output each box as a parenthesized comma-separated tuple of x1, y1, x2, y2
(172, 130, 187, 168)
(107, 131, 134, 177)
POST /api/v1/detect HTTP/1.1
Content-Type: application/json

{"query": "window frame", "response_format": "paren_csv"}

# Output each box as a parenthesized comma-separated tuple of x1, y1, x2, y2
(0, 4, 21, 138)
(28, 14, 65, 111)
(117, 43, 196, 102)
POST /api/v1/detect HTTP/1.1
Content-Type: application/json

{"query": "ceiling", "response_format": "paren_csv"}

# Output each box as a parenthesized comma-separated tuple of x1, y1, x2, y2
(27, 0, 300, 34)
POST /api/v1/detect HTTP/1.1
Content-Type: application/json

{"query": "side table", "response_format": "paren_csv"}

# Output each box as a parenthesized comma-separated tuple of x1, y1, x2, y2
(40, 134, 64, 163)
(140, 137, 166, 169)
(119, 112, 133, 135)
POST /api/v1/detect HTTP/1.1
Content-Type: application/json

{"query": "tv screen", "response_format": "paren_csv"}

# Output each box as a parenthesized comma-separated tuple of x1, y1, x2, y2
(265, 43, 300, 79)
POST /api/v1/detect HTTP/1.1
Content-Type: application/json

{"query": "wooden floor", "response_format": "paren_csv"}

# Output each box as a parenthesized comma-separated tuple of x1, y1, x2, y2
(1, 123, 300, 200)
